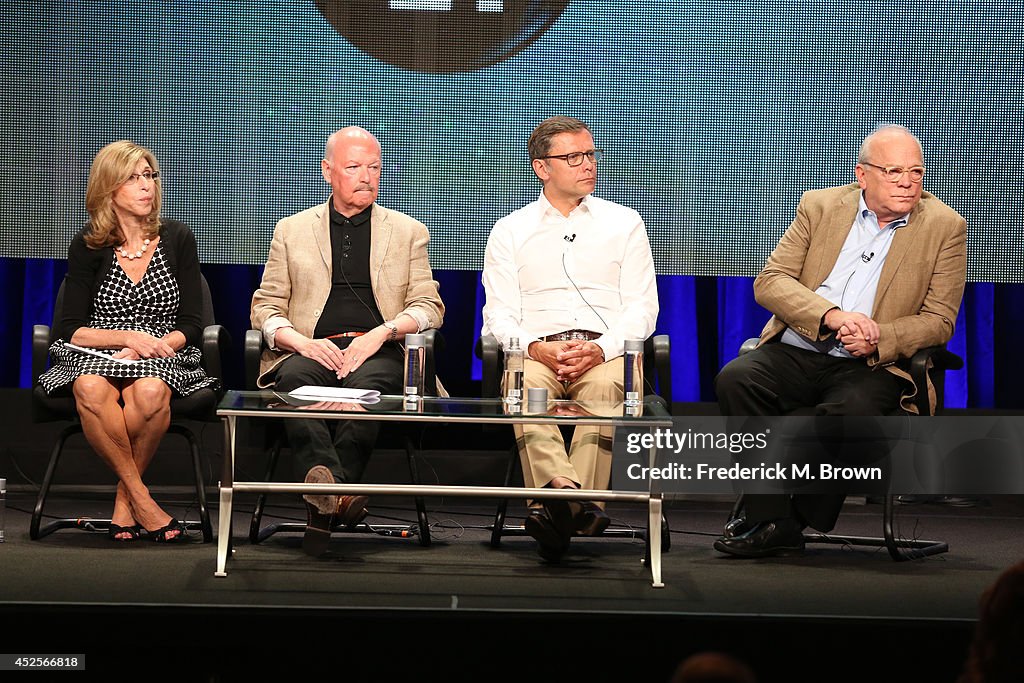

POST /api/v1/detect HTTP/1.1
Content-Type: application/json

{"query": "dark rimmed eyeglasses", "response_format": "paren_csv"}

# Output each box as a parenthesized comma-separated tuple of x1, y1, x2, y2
(539, 149, 604, 167)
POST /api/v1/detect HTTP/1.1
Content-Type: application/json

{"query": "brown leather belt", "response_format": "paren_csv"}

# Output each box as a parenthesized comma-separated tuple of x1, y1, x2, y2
(325, 331, 366, 339)
(541, 329, 601, 342)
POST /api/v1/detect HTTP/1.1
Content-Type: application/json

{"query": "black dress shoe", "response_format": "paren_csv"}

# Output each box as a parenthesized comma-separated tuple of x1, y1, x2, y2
(525, 506, 571, 562)
(713, 518, 805, 558)
(525, 510, 569, 561)
(572, 501, 611, 536)
(723, 509, 754, 539)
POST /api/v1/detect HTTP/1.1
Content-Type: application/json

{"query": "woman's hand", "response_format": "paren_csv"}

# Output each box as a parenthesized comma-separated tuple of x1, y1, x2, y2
(125, 331, 176, 358)
(111, 347, 141, 361)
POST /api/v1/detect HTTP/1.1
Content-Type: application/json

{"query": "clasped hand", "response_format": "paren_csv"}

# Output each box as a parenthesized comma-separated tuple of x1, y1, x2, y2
(531, 340, 604, 382)
(824, 309, 879, 358)
(111, 331, 175, 360)
(298, 331, 385, 379)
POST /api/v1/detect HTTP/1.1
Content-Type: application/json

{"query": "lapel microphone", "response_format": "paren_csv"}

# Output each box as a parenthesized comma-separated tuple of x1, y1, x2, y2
(861, 251, 874, 263)
(564, 233, 576, 243)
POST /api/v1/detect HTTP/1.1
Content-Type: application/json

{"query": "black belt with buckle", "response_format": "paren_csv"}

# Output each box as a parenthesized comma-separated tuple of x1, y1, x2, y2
(541, 329, 602, 342)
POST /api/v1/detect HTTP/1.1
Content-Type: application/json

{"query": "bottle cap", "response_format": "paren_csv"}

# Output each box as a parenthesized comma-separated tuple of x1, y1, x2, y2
(0, 478, 6, 490)
(405, 333, 426, 348)
(624, 339, 645, 353)
(509, 336, 520, 350)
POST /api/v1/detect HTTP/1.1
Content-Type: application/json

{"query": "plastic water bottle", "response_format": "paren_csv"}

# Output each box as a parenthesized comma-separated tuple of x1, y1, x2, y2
(404, 333, 426, 400)
(503, 337, 524, 407)
(0, 478, 6, 543)
(623, 339, 644, 409)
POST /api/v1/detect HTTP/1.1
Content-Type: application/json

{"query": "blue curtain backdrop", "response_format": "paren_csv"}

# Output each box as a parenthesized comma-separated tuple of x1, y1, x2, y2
(3, 256, 1018, 409)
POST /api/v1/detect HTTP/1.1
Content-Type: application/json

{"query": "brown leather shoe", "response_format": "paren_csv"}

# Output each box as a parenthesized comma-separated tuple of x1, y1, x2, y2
(572, 501, 611, 536)
(336, 494, 369, 529)
(303, 502, 333, 557)
(303, 465, 369, 525)
(303, 465, 339, 514)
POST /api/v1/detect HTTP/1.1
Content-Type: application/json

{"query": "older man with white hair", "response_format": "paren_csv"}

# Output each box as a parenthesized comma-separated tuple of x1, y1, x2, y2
(713, 124, 967, 558)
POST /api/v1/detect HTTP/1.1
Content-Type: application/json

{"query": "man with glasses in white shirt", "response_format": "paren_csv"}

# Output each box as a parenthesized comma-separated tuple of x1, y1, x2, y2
(712, 123, 967, 558)
(481, 116, 659, 562)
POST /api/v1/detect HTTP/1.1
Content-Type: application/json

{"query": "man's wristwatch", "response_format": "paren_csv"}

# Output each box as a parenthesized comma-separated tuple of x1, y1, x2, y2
(383, 321, 399, 341)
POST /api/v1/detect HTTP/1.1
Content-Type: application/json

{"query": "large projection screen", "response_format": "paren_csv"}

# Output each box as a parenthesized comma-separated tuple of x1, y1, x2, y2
(2, 1, 1021, 282)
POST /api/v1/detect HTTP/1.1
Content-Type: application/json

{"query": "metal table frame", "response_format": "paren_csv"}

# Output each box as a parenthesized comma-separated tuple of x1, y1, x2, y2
(215, 392, 673, 587)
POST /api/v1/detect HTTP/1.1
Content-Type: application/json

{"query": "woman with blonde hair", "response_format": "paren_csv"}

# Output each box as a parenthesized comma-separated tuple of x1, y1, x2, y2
(39, 140, 217, 542)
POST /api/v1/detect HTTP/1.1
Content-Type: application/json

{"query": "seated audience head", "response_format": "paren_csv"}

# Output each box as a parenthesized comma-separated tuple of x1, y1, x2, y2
(959, 561, 1024, 683)
(670, 651, 758, 683)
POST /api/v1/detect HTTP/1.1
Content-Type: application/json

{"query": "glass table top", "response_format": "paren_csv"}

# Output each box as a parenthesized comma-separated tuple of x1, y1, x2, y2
(217, 390, 672, 426)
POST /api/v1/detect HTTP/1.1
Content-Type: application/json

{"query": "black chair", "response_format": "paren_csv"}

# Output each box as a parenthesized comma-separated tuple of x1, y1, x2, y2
(30, 275, 228, 543)
(244, 328, 444, 546)
(477, 334, 673, 548)
(726, 339, 964, 561)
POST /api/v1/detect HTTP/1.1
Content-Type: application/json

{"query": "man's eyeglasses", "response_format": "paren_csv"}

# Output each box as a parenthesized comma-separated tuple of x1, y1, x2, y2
(861, 162, 925, 183)
(124, 171, 160, 185)
(540, 149, 604, 167)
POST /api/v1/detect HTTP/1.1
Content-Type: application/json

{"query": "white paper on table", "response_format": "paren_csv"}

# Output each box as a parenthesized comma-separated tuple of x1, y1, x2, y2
(287, 385, 382, 403)
(63, 342, 140, 364)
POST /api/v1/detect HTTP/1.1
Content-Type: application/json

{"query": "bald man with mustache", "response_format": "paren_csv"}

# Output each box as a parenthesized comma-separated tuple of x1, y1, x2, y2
(251, 127, 444, 557)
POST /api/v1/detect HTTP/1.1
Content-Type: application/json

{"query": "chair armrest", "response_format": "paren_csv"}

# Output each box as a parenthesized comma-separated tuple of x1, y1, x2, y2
(738, 337, 759, 356)
(643, 394, 671, 418)
(33, 324, 52, 383)
(644, 334, 672, 405)
(909, 345, 964, 415)
(910, 345, 963, 376)
(200, 324, 230, 385)
(476, 334, 502, 398)
(244, 329, 265, 391)
(422, 329, 445, 397)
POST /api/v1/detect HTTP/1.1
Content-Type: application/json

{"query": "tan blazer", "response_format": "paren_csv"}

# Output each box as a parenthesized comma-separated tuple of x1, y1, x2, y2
(251, 202, 445, 388)
(754, 183, 966, 413)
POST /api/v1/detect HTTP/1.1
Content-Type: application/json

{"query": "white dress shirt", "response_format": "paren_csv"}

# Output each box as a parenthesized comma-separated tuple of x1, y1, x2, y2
(481, 191, 659, 361)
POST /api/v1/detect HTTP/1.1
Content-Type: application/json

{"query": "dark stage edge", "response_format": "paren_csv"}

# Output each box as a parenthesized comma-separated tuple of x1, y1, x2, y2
(2, 494, 1020, 682)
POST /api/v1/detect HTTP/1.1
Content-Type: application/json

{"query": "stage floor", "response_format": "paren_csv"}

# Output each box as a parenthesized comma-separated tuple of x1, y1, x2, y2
(1, 492, 1019, 681)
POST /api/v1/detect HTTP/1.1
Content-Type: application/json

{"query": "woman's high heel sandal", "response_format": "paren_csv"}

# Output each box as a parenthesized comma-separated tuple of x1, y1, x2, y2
(146, 519, 188, 543)
(108, 523, 141, 542)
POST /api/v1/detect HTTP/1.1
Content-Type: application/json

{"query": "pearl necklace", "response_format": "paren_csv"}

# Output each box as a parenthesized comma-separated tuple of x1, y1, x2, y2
(118, 238, 151, 260)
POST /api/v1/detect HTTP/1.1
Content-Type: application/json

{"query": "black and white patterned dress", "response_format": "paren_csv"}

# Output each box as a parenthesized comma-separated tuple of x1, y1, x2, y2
(40, 245, 217, 396)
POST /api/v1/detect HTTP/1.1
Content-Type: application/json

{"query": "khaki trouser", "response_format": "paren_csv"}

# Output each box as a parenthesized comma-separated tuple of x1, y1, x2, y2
(512, 357, 623, 499)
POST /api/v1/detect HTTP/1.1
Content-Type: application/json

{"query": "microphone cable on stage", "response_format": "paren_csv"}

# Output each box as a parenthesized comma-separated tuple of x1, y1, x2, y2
(374, 526, 418, 538)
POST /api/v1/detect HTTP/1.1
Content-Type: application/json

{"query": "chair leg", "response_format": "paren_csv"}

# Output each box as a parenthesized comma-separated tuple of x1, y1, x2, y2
(404, 434, 431, 547)
(249, 437, 282, 544)
(490, 445, 519, 548)
(30, 425, 81, 540)
(167, 423, 213, 544)
(883, 494, 949, 561)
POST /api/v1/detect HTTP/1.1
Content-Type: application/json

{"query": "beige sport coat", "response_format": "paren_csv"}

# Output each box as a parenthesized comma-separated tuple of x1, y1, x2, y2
(250, 202, 445, 388)
(754, 183, 967, 414)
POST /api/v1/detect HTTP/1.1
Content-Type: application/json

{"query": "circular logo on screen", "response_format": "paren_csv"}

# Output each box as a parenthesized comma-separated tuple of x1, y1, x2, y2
(316, 1, 571, 73)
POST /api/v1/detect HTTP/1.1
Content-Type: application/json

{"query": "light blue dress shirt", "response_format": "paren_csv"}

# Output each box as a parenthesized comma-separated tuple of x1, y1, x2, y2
(781, 193, 909, 358)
